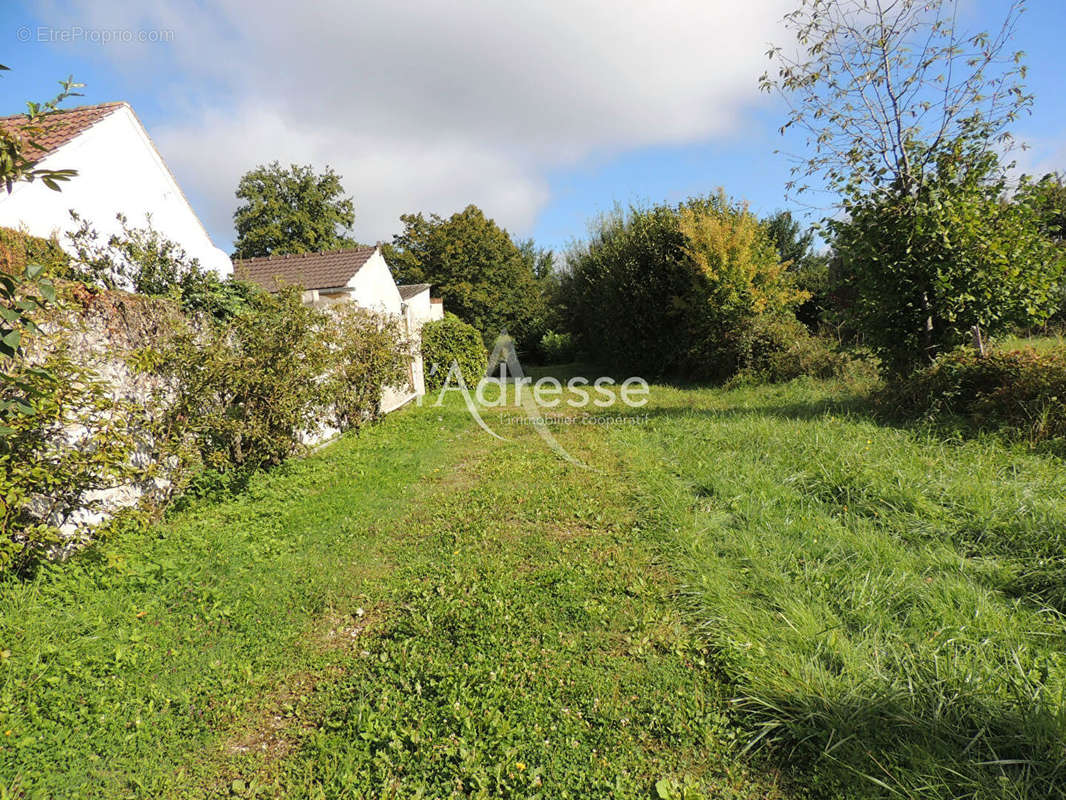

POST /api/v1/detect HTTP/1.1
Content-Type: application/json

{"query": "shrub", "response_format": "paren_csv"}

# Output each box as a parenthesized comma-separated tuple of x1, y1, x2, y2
(561, 193, 806, 381)
(66, 212, 255, 320)
(538, 330, 574, 364)
(0, 342, 149, 573)
(0, 227, 69, 278)
(421, 313, 486, 390)
(324, 303, 409, 431)
(146, 286, 333, 473)
(731, 315, 845, 382)
(877, 346, 1066, 442)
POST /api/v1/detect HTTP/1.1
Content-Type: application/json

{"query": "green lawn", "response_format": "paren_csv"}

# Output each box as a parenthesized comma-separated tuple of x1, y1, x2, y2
(2, 376, 1065, 798)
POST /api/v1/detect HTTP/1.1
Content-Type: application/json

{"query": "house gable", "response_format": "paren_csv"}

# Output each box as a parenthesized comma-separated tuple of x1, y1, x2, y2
(0, 103, 231, 274)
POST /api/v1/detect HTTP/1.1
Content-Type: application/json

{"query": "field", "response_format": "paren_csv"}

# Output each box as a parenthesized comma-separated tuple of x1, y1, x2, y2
(2, 373, 1065, 798)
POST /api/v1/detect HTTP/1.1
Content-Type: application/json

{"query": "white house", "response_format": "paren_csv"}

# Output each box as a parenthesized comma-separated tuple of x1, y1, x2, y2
(0, 101, 231, 274)
(235, 246, 443, 412)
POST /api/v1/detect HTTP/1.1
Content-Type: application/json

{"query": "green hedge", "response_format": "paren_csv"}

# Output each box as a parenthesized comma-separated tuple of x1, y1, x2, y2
(0, 227, 69, 277)
(421, 313, 487, 391)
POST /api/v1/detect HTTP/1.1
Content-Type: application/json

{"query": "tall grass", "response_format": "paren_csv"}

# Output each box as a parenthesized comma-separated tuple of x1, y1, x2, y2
(614, 379, 1066, 798)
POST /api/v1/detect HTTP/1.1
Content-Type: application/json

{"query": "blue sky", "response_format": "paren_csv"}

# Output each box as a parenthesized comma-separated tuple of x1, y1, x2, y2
(3, 1, 1065, 256)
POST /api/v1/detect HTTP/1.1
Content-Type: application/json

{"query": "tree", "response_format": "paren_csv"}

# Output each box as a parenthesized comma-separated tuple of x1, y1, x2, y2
(383, 205, 542, 348)
(832, 149, 1064, 372)
(763, 0, 1044, 369)
(764, 211, 828, 330)
(761, 0, 1031, 198)
(562, 194, 805, 380)
(232, 162, 356, 258)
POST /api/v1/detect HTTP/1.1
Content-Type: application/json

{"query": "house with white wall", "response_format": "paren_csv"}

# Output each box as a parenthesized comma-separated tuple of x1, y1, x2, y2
(235, 246, 440, 412)
(0, 101, 231, 274)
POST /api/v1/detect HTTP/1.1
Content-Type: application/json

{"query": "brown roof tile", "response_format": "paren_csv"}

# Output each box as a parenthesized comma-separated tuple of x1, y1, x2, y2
(234, 247, 378, 292)
(0, 101, 127, 159)
(397, 283, 431, 300)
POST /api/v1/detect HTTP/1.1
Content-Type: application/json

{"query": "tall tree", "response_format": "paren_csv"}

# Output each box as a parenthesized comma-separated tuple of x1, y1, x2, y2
(762, 1, 1051, 369)
(761, 0, 1031, 198)
(232, 162, 356, 258)
(383, 205, 541, 348)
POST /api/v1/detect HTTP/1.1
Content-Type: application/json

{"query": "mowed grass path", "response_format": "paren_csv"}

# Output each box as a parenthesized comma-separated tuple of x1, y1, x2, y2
(4, 376, 1066, 798)
(0, 394, 784, 799)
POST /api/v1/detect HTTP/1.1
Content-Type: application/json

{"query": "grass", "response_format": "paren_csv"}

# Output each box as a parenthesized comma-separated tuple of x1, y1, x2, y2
(995, 331, 1065, 354)
(608, 378, 1066, 798)
(3, 373, 1066, 798)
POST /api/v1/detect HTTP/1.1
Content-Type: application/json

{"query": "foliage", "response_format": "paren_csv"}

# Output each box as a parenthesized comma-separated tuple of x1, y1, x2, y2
(143, 287, 331, 474)
(66, 213, 257, 320)
(0, 264, 57, 434)
(562, 193, 805, 380)
(0, 342, 148, 573)
(232, 161, 356, 258)
(763, 211, 829, 329)
(420, 312, 486, 391)
(729, 314, 868, 385)
(144, 287, 410, 476)
(876, 345, 1066, 442)
(384, 205, 543, 349)
(0, 227, 69, 278)
(0, 65, 82, 192)
(761, 0, 1031, 198)
(831, 149, 1065, 373)
(323, 303, 409, 431)
(538, 330, 574, 364)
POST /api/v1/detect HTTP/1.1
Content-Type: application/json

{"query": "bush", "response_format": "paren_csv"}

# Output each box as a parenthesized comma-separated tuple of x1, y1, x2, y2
(877, 346, 1066, 442)
(66, 212, 256, 320)
(421, 313, 487, 390)
(538, 330, 574, 364)
(145, 286, 333, 473)
(730, 315, 860, 384)
(0, 342, 150, 573)
(324, 303, 409, 431)
(561, 193, 806, 381)
(0, 227, 69, 278)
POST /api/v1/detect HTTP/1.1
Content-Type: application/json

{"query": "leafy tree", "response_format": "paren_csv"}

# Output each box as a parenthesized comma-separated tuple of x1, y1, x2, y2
(764, 0, 1043, 369)
(383, 205, 542, 348)
(832, 150, 1064, 372)
(562, 194, 805, 380)
(764, 211, 828, 330)
(1022, 172, 1066, 244)
(232, 162, 356, 258)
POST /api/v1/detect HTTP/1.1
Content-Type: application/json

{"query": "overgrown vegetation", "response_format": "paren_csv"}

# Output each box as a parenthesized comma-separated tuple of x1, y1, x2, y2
(420, 312, 487, 390)
(615, 378, 1066, 798)
(561, 194, 816, 381)
(876, 344, 1066, 443)
(65, 213, 258, 320)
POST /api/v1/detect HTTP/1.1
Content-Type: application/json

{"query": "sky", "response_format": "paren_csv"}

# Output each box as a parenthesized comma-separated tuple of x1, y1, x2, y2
(2, 0, 1065, 257)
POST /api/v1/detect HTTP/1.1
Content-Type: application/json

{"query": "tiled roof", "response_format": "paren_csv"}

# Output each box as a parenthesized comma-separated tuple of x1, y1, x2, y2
(397, 283, 431, 301)
(234, 246, 378, 292)
(0, 101, 126, 159)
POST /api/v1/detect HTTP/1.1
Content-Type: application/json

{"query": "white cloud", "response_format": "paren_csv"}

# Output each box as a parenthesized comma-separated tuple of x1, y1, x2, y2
(37, 0, 791, 246)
